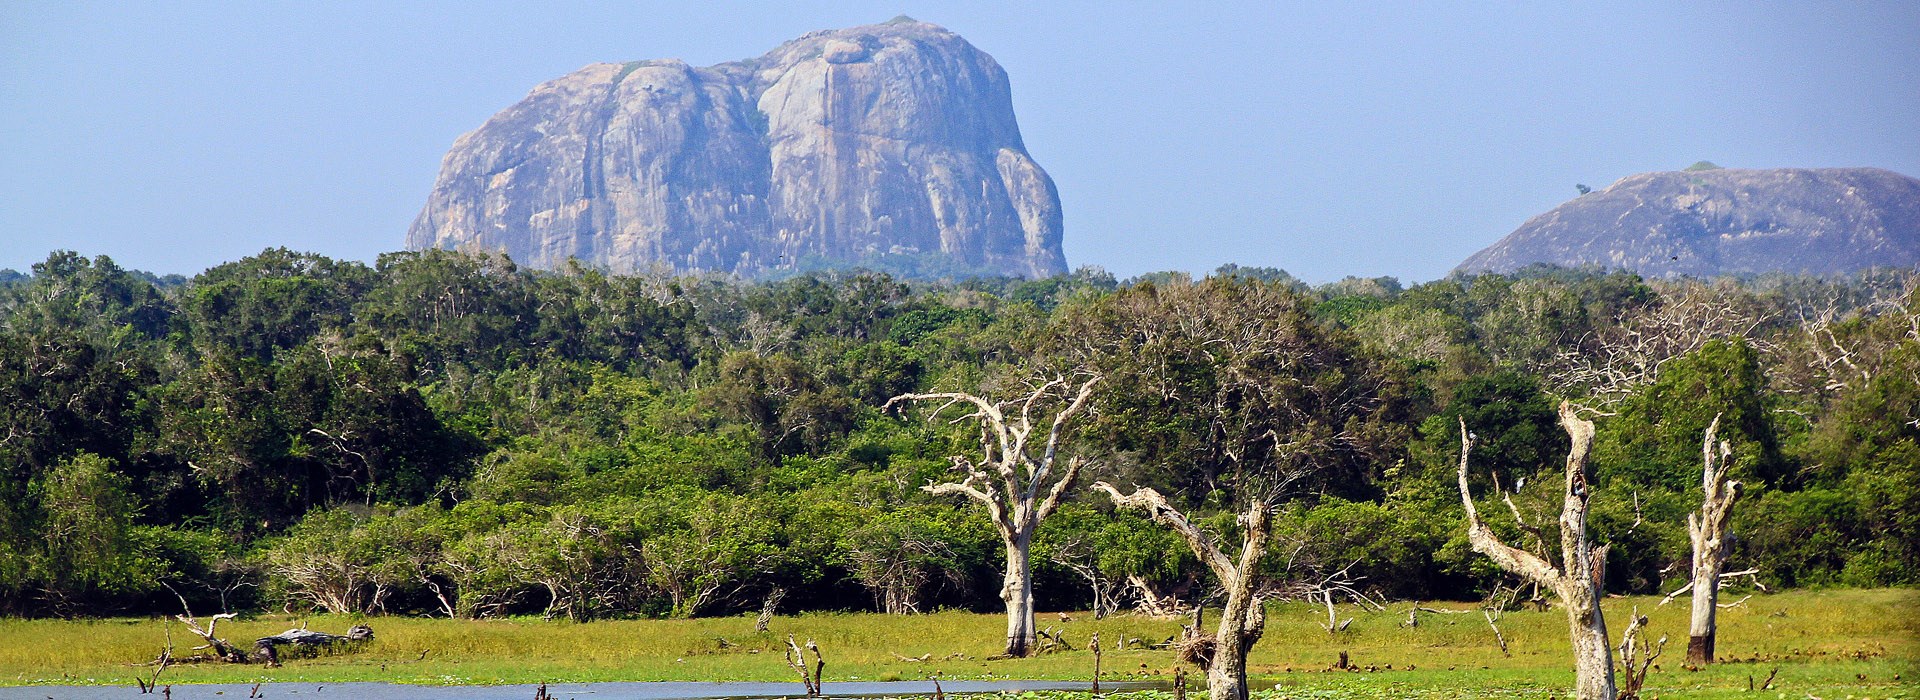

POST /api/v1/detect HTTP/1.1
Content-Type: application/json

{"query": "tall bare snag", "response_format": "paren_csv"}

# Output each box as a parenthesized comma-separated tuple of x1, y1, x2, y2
(1094, 482, 1268, 700)
(1676, 414, 1741, 664)
(1457, 402, 1616, 700)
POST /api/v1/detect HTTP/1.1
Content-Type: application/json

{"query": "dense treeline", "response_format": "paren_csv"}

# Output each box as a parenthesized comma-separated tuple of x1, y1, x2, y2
(0, 248, 1913, 618)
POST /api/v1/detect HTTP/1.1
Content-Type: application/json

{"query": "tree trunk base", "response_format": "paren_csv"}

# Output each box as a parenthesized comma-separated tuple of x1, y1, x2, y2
(1687, 635, 1713, 665)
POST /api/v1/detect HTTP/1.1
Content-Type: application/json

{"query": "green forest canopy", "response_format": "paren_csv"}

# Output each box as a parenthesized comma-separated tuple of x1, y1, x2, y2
(0, 248, 1914, 618)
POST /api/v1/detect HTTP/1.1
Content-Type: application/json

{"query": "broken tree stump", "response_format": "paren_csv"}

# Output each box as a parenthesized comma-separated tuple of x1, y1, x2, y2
(755, 588, 785, 633)
(783, 635, 822, 697)
(1091, 631, 1102, 693)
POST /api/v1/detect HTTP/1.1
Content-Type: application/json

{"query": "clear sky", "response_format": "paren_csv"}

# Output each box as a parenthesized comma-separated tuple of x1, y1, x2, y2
(4, 1, 1917, 282)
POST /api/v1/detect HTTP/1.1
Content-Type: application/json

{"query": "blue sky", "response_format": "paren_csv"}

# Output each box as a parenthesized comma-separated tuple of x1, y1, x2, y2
(3, 1, 1917, 282)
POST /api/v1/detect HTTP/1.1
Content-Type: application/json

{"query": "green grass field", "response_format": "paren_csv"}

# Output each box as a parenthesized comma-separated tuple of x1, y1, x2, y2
(0, 589, 1912, 698)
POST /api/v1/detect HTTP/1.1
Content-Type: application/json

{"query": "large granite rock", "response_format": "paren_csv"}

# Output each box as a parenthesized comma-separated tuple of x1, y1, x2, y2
(407, 17, 1066, 278)
(1457, 167, 1920, 277)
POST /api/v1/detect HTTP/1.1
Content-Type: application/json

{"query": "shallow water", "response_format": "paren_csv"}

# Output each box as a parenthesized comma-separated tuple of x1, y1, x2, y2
(0, 679, 1158, 700)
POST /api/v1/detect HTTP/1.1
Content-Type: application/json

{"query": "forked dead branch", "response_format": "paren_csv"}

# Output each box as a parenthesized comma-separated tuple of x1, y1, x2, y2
(162, 585, 372, 667)
(1457, 403, 1618, 700)
(782, 635, 824, 697)
(1615, 607, 1667, 700)
(1092, 479, 1377, 700)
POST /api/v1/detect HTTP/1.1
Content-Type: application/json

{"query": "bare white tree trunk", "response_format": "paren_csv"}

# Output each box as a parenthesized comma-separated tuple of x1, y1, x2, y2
(1207, 547, 1266, 700)
(1686, 576, 1716, 662)
(1002, 538, 1036, 657)
(1458, 403, 1617, 700)
(1096, 482, 1268, 700)
(1564, 579, 1615, 700)
(889, 374, 1101, 658)
(1687, 414, 1741, 664)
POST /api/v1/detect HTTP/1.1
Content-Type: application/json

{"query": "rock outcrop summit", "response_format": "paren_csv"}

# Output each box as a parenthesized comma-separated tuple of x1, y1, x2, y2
(1457, 166, 1920, 277)
(408, 17, 1066, 278)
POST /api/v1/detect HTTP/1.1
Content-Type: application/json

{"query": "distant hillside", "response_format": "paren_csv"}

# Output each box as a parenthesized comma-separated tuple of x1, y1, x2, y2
(1457, 166, 1920, 277)
(408, 18, 1066, 279)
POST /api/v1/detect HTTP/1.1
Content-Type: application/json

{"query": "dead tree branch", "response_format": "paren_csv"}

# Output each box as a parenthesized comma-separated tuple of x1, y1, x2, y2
(1616, 607, 1667, 700)
(165, 584, 245, 663)
(783, 635, 823, 697)
(1458, 404, 1618, 700)
(888, 372, 1101, 657)
(1096, 481, 1269, 700)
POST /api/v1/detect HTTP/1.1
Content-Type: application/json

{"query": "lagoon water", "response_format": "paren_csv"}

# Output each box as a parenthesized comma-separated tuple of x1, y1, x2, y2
(0, 679, 1154, 700)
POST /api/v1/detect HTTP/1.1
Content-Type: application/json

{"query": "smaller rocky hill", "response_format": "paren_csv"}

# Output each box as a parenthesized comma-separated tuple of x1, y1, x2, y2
(1456, 166, 1920, 277)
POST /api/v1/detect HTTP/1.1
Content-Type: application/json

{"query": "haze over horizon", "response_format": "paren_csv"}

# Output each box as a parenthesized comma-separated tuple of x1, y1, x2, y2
(4, 1, 1917, 282)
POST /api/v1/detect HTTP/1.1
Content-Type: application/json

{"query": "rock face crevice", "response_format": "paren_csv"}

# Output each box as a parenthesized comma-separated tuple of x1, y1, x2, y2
(1457, 167, 1920, 277)
(408, 18, 1067, 278)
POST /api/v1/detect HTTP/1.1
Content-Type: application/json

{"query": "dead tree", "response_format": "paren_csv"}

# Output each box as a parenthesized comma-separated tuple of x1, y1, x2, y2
(754, 587, 785, 633)
(1662, 414, 1743, 664)
(1457, 403, 1616, 700)
(887, 373, 1101, 658)
(1550, 282, 1767, 406)
(1035, 626, 1075, 653)
(135, 627, 173, 694)
(845, 522, 958, 615)
(1095, 482, 1268, 700)
(1776, 270, 1920, 401)
(165, 583, 372, 667)
(1319, 590, 1351, 634)
(1615, 607, 1666, 700)
(1091, 630, 1103, 692)
(1046, 529, 1125, 619)
(1267, 562, 1379, 643)
(166, 585, 246, 663)
(1128, 574, 1192, 618)
(1476, 583, 1522, 657)
(783, 635, 823, 697)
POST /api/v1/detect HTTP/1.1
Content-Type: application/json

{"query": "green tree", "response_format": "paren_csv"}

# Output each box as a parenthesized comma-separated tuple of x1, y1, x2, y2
(1763, 339, 1920, 584)
(261, 509, 391, 614)
(1066, 276, 1403, 504)
(357, 250, 537, 372)
(703, 351, 856, 459)
(33, 453, 164, 611)
(1406, 370, 1563, 505)
(1596, 338, 1783, 491)
(181, 248, 373, 360)
(1034, 503, 1186, 617)
(5, 251, 172, 341)
(641, 491, 784, 618)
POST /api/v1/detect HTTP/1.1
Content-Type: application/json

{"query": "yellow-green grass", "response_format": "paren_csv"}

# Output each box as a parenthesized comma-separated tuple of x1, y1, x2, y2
(0, 589, 1911, 698)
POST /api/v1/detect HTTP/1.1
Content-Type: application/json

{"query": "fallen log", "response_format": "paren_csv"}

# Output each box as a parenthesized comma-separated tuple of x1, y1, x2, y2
(252, 625, 374, 667)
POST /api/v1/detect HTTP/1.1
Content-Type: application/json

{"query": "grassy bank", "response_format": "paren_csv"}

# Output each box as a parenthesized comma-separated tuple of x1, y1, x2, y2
(0, 589, 1911, 697)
